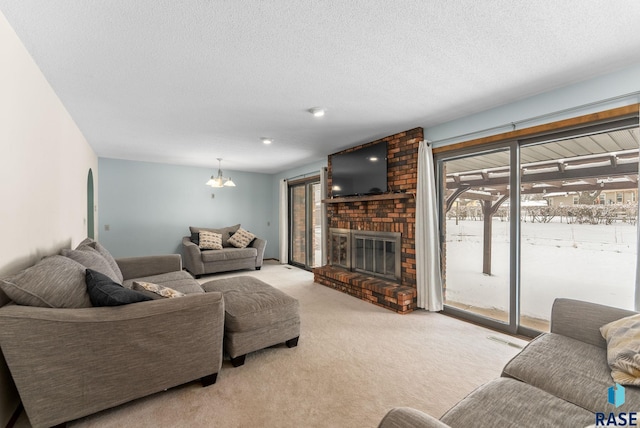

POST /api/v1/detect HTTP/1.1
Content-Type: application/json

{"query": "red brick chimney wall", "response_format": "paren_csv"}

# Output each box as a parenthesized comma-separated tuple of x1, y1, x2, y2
(314, 127, 422, 313)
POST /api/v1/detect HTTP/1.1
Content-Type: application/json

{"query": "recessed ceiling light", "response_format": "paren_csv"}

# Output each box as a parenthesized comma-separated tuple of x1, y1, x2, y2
(308, 107, 326, 118)
(261, 137, 273, 145)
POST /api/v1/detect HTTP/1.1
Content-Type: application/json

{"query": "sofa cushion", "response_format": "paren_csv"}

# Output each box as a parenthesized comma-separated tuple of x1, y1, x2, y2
(85, 269, 151, 306)
(0, 256, 92, 308)
(132, 281, 185, 299)
(502, 332, 640, 413)
(123, 270, 205, 295)
(61, 246, 120, 283)
(201, 247, 257, 263)
(441, 378, 594, 428)
(600, 314, 640, 385)
(228, 228, 256, 248)
(76, 238, 124, 282)
(190, 224, 240, 247)
(199, 231, 223, 250)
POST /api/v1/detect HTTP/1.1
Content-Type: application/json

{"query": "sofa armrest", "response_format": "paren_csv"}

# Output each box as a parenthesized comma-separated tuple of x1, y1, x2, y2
(250, 237, 267, 267)
(550, 298, 637, 349)
(116, 254, 182, 280)
(0, 292, 224, 428)
(182, 236, 204, 276)
(378, 408, 451, 428)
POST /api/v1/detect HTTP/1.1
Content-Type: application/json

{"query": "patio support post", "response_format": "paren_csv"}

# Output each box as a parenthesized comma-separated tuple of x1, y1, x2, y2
(481, 195, 510, 275)
(482, 200, 493, 275)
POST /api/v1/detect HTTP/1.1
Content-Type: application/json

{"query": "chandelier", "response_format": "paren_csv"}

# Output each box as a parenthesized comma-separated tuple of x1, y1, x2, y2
(206, 158, 236, 188)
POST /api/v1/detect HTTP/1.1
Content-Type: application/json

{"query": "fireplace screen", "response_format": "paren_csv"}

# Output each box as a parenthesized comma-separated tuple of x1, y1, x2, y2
(329, 228, 401, 281)
(330, 229, 351, 269)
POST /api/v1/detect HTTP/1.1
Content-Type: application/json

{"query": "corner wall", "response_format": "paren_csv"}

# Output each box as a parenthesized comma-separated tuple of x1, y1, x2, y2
(0, 11, 98, 426)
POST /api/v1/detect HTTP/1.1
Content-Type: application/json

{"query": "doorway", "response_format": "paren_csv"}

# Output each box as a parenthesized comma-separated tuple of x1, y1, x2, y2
(289, 177, 321, 270)
(87, 168, 95, 239)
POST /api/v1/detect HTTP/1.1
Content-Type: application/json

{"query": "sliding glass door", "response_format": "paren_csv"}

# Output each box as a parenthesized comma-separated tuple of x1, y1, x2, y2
(441, 149, 512, 326)
(289, 178, 322, 270)
(437, 123, 639, 335)
(519, 129, 639, 331)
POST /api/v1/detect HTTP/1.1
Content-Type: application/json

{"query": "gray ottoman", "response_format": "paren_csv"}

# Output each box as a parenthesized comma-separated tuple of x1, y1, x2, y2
(202, 276, 300, 367)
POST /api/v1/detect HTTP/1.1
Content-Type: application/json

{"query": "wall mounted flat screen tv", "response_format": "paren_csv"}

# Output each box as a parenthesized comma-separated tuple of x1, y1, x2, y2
(331, 142, 388, 197)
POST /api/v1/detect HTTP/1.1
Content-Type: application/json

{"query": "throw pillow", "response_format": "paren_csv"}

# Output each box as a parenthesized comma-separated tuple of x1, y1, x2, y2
(61, 246, 120, 283)
(190, 231, 200, 245)
(228, 228, 256, 248)
(199, 231, 223, 250)
(190, 224, 241, 247)
(85, 269, 152, 306)
(132, 281, 185, 298)
(0, 256, 92, 308)
(600, 313, 640, 385)
(76, 238, 124, 283)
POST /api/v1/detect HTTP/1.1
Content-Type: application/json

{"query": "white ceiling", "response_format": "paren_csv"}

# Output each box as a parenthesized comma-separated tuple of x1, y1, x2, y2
(2, 1, 640, 174)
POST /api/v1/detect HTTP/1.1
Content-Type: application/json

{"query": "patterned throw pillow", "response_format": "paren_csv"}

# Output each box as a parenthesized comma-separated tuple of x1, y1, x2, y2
(132, 281, 185, 298)
(601, 313, 640, 385)
(228, 228, 256, 248)
(199, 231, 223, 250)
(190, 224, 241, 247)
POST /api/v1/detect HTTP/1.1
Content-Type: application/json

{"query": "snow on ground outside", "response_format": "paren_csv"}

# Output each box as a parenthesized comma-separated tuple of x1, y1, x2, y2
(445, 218, 637, 321)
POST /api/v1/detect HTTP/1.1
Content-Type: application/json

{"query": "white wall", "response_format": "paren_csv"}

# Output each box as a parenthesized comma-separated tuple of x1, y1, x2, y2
(0, 11, 98, 426)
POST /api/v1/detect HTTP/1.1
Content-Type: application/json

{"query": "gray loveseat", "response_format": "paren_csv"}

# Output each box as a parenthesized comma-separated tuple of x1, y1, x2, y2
(0, 241, 224, 428)
(182, 224, 266, 278)
(379, 298, 639, 427)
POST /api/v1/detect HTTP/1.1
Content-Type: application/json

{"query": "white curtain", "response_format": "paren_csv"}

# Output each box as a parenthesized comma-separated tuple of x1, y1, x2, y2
(320, 167, 328, 266)
(279, 179, 289, 264)
(416, 140, 444, 311)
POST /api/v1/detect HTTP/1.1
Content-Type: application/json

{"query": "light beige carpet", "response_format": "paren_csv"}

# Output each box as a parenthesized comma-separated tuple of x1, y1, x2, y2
(15, 261, 528, 428)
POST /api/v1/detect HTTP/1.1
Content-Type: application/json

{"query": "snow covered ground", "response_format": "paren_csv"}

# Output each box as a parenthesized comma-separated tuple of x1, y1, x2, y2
(444, 217, 637, 326)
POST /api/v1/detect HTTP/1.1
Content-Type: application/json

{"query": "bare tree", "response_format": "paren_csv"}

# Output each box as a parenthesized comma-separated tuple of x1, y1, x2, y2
(576, 190, 602, 205)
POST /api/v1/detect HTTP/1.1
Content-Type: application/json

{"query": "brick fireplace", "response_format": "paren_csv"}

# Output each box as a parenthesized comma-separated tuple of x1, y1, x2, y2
(313, 128, 422, 314)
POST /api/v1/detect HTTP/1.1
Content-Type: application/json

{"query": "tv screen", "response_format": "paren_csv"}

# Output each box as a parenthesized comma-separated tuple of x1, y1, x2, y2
(331, 142, 388, 197)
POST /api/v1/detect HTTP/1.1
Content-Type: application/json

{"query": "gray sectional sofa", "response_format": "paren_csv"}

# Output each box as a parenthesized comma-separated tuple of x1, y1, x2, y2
(0, 240, 225, 428)
(182, 224, 266, 277)
(379, 298, 640, 428)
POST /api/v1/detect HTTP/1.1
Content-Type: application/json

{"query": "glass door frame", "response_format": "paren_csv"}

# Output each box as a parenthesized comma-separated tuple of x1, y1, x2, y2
(288, 176, 321, 271)
(436, 141, 523, 336)
(435, 114, 639, 338)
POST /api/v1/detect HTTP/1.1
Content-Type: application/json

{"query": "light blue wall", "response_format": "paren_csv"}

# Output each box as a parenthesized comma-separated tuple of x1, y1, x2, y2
(426, 62, 640, 146)
(98, 158, 274, 258)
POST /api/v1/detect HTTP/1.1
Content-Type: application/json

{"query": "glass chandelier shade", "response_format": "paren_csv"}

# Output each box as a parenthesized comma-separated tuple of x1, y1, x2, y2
(206, 158, 236, 188)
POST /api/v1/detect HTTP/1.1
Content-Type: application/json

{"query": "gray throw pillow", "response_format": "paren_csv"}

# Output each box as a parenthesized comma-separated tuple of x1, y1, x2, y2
(0, 256, 92, 308)
(76, 238, 123, 282)
(61, 246, 120, 283)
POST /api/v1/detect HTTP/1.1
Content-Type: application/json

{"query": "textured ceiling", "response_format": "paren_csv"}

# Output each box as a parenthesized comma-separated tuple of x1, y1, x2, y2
(2, 1, 640, 174)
